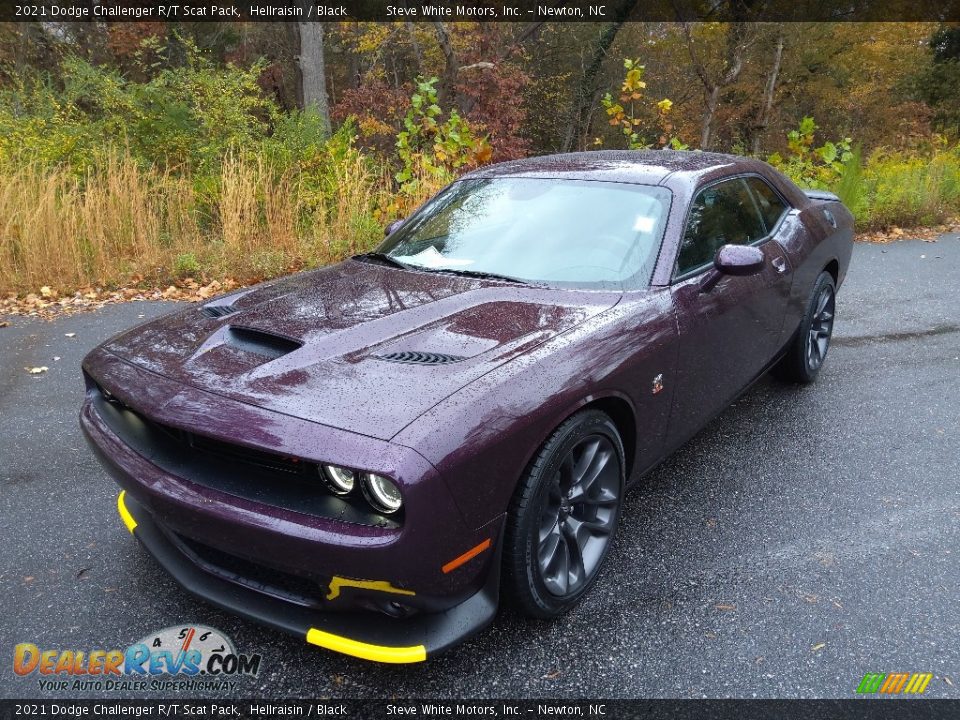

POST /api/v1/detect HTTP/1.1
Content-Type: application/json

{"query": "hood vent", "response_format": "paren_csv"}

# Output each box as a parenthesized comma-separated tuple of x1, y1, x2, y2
(201, 303, 238, 319)
(377, 351, 466, 365)
(226, 327, 302, 360)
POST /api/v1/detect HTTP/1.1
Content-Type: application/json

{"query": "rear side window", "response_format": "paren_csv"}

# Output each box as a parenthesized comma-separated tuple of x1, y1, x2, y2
(745, 176, 788, 232)
(676, 178, 767, 276)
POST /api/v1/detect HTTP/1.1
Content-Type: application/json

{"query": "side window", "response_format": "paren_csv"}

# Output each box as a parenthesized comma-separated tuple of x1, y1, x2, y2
(676, 178, 767, 276)
(745, 176, 788, 232)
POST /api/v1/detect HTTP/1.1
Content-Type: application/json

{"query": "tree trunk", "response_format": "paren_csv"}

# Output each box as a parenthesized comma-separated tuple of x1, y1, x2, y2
(406, 22, 424, 73)
(751, 33, 784, 156)
(296, 20, 331, 135)
(562, 0, 638, 152)
(701, 86, 721, 149)
(432, 22, 460, 108)
(683, 20, 749, 151)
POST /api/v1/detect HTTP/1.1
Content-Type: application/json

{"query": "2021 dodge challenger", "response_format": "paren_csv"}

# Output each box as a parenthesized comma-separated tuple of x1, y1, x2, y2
(81, 150, 853, 663)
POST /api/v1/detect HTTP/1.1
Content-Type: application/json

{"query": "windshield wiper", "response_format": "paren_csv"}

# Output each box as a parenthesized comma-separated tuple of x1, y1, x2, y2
(352, 252, 411, 270)
(355, 253, 531, 284)
(419, 267, 531, 284)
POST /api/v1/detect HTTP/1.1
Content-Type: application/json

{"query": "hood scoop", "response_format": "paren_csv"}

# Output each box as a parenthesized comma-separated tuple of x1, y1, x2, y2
(225, 326, 302, 360)
(376, 351, 466, 365)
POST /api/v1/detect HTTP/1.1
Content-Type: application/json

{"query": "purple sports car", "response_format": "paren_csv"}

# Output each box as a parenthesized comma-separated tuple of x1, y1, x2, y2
(81, 151, 853, 663)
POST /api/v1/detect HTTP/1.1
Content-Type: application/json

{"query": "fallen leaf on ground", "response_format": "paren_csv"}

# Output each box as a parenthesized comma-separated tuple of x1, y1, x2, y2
(0, 321, 9, 328)
(26, 366, 48, 374)
(24, 576, 34, 583)
(65, 333, 76, 337)
(714, 603, 737, 611)
(811, 642, 827, 652)
(858, 220, 959, 244)
(945, 676, 954, 687)
(542, 670, 561, 680)
(76, 567, 90, 579)
(40, 285, 56, 298)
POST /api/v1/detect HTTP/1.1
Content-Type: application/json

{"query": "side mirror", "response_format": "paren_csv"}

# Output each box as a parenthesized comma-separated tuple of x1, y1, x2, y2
(699, 244, 765, 293)
(714, 244, 765, 276)
(384, 219, 404, 237)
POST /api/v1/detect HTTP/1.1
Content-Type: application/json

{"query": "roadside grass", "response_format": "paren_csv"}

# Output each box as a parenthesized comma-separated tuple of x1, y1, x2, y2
(0, 151, 400, 295)
(851, 148, 960, 229)
(1, 146, 958, 298)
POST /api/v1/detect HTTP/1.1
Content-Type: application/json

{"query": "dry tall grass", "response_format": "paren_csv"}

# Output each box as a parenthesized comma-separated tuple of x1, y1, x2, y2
(0, 151, 399, 295)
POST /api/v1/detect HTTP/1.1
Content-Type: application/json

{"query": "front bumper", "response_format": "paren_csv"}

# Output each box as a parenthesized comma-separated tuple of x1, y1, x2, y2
(80, 348, 503, 662)
(116, 491, 499, 663)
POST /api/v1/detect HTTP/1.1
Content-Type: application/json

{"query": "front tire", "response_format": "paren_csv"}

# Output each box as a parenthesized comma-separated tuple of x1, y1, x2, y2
(503, 410, 625, 618)
(775, 271, 836, 384)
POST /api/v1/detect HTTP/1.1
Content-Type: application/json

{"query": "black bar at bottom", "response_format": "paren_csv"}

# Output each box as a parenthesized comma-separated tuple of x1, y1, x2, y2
(1, 699, 958, 720)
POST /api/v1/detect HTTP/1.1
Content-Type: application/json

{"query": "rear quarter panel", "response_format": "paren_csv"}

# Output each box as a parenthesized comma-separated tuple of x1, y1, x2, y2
(775, 195, 855, 346)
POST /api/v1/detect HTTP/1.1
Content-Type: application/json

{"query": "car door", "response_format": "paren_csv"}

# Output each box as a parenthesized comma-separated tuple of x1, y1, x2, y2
(666, 176, 793, 439)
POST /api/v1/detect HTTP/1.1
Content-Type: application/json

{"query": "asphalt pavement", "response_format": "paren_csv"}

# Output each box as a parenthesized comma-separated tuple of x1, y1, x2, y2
(1, 237, 958, 699)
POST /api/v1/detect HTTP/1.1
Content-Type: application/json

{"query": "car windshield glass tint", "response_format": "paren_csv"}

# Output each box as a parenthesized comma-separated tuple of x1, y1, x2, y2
(379, 178, 671, 289)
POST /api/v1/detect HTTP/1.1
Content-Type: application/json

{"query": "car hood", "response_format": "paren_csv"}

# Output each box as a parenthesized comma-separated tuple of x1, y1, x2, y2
(102, 260, 620, 440)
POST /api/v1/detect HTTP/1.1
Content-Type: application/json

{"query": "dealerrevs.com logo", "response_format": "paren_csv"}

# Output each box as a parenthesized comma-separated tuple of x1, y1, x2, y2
(13, 625, 262, 692)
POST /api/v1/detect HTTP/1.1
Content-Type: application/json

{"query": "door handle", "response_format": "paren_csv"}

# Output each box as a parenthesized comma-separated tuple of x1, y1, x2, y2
(772, 256, 789, 274)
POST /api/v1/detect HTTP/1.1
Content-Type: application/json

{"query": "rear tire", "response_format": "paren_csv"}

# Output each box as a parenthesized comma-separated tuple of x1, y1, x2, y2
(774, 271, 836, 384)
(503, 410, 625, 619)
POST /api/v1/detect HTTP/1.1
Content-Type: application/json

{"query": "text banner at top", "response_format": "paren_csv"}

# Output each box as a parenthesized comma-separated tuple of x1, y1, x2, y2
(2, 0, 959, 22)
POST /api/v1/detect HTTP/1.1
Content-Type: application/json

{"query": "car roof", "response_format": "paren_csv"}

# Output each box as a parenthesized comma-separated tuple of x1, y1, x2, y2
(461, 150, 754, 186)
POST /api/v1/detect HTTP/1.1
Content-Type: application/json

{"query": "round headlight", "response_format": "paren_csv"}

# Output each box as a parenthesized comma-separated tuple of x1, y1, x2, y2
(322, 465, 356, 495)
(361, 473, 403, 514)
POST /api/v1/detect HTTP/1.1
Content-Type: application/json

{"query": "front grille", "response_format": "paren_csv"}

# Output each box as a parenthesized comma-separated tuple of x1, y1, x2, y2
(377, 351, 466, 365)
(91, 388, 402, 528)
(101, 389, 310, 476)
(172, 532, 327, 608)
(187, 431, 307, 475)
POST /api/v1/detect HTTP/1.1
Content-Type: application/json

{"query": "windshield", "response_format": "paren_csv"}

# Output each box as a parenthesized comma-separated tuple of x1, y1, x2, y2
(378, 178, 672, 289)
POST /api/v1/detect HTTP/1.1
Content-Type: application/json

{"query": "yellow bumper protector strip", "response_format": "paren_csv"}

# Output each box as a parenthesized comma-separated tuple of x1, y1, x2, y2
(117, 491, 137, 533)
(326, 576, 416, 601)
(305, 628, 426, 664)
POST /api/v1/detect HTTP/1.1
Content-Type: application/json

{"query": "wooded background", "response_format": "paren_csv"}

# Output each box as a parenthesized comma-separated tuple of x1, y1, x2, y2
(1, 17, 959, 296)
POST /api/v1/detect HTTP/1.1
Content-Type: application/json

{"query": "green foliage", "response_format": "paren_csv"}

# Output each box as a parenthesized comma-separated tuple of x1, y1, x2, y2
(768, 117, 852, 189)
(394, 77, 491, 198)
(0, 36, 275, 174)
(172, 253, 201, 278)
(599, 59, 680, 150)
(834, 145, 866, 218)
(855, 146, 960, 228)
(601, 59, 650, 149)
(770, 117, 960, 229)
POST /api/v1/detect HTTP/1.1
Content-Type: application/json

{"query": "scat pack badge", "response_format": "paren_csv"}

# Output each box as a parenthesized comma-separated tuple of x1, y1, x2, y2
(651, 373, 664, 395)
(13, 625, 261, 692)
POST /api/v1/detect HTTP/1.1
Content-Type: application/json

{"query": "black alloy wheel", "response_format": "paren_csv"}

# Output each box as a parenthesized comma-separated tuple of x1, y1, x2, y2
(536, 435, 620, 597)
(807, 282, 835, 371)
(504, 410, 625, 618)
(774, 271, 837, 384)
